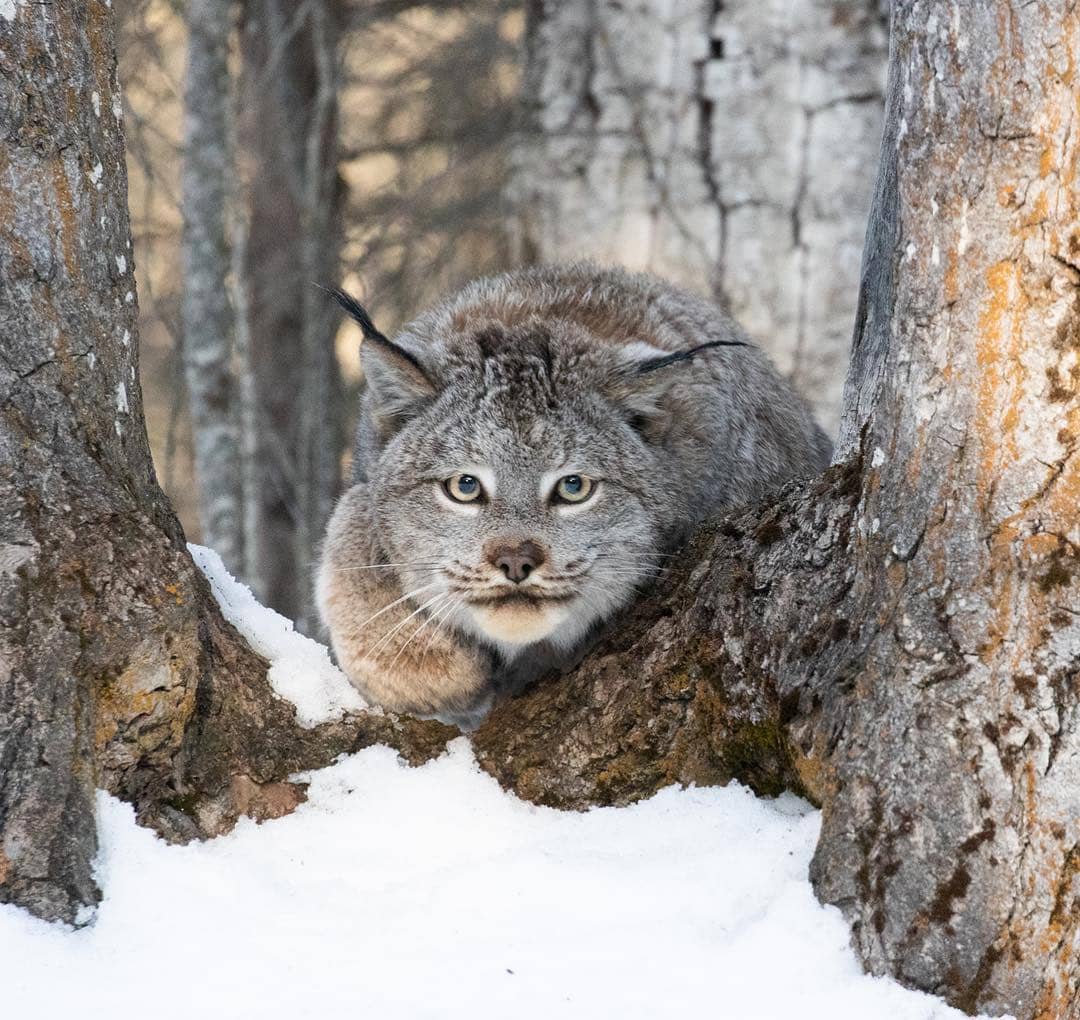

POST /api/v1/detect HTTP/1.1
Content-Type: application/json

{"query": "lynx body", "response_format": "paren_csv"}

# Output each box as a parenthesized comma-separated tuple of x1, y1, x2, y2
(317, 263, 831, 727)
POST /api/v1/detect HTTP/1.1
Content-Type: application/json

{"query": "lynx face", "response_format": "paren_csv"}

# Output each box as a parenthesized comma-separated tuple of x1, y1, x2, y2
(361, 320, 689, 654)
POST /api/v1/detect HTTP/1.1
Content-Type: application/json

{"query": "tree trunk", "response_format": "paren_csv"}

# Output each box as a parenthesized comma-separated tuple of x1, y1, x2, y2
(239, 0, 347, 628)
(181, 0, 243, 573)
(510, 0, 888, 434)
(812, 4, 1080, 1014)
(0, 0, 447, 926)
(295, 0, 344, 635)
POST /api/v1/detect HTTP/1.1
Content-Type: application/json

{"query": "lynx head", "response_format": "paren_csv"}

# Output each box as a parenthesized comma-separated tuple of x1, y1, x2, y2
(335, 288, 740, 655)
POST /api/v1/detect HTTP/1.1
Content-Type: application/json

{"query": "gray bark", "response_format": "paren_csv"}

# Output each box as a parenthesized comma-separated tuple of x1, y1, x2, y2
(181, 0, 243, 573)
(511, 0, 888, 434)
(295, 0, 344, 634)
(0, 0, 200, 922)
(228, 54, 264, 599)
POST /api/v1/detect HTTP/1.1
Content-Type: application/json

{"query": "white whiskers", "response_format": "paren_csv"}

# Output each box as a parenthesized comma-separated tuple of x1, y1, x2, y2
(368, 591, 449, 659)
(385, 592, 455, 672)
(353, 581, 440, 633)
(421, 594, 464, 655)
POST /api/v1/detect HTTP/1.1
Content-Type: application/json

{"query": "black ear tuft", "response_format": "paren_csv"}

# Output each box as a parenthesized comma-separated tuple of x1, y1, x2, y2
(635, 339, 750, 375)
(322, 284, 436, 433)
(320, 284, 390, 344)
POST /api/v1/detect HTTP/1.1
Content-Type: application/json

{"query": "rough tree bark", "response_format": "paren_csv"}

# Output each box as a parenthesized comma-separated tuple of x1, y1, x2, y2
(814, 4, 1080, 1014)
(0, 0, 447, 926)
(181, 0, 243, 573)
(510, 0, 888, 433)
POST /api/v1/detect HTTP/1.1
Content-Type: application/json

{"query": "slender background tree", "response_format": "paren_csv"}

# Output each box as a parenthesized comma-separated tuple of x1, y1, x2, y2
(182, 0, 242, 573)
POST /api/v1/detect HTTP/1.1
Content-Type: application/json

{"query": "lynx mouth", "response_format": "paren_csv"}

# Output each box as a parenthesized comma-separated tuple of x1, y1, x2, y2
(464, 590, 575, 645)
(465, 590, 576, 609)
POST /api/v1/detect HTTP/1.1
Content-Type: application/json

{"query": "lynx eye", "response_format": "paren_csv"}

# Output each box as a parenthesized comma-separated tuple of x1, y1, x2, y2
(443, 473, 484, 503)
(553, 474, 595, 505)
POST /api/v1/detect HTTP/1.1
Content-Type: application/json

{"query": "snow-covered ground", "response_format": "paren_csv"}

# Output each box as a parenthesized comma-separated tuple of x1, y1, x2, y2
(0, 549, 991, 1020)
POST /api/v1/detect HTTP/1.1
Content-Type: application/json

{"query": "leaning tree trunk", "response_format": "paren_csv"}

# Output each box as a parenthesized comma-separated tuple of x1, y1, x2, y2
(511, 0, 888, 433)
(181, 0, 243, 573)
(0, 0, 447, 926)
(812, 3, 1080, 1014)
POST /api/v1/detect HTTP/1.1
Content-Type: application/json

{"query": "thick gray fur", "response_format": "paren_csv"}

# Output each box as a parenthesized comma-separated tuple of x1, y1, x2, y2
(317, 262, 831, 728)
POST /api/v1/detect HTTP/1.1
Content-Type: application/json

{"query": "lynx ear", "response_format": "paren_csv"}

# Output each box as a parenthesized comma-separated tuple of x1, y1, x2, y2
(326, 286, 436, 430)
(607, 339, 749, 435)
(360, 335, 437, 430)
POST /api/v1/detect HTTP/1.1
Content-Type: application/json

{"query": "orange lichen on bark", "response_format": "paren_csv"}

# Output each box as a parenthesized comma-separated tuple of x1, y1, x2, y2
(1043, 446, 1080, 532)
(980, 524, 1018, 665)
(49, 157, 78, 280)
(943, 247, 961, 305)
(85, 0, 114, 105)
(976, 261, 1026, 490)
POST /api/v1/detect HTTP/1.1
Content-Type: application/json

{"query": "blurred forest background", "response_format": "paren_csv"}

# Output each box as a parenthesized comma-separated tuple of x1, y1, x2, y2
(117, 0, 889, 630)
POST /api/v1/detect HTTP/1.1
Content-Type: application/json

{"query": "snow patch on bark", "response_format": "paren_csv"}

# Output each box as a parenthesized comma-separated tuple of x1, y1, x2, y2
(190, 543, 367, 725)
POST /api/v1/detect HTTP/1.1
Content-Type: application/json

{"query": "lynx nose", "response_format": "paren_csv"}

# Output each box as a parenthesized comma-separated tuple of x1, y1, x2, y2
(490, 540, 546, 584)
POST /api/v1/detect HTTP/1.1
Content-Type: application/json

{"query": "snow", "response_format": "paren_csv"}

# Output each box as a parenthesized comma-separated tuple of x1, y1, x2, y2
(0, 549, 997, 1020)
(0, 0, 18, 22)
(189, 543, 366, 725)
(0, 744, 983, 1020)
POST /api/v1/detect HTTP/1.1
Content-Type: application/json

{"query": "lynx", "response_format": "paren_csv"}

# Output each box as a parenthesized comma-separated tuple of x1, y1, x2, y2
(316, 263, 831, 728)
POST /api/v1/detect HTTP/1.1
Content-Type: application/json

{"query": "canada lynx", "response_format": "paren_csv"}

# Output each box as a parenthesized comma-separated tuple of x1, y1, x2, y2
(317, 263, 831, 728)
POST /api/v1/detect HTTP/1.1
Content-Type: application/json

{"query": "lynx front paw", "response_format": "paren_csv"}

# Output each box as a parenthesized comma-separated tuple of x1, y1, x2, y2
(350, 634, 493, 726)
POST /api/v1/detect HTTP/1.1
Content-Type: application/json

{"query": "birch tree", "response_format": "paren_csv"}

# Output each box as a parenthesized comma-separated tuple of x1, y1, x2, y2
(511, 0, 888, 433)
